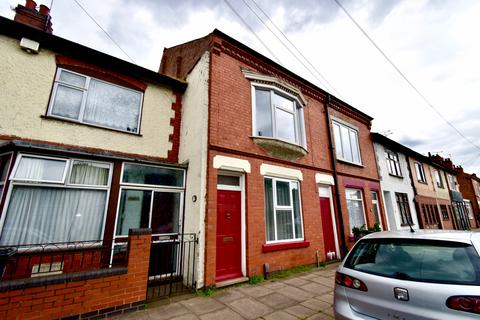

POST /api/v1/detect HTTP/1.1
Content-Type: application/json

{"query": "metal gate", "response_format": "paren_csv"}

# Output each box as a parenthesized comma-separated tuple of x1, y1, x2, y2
(146, 233, 197, 300)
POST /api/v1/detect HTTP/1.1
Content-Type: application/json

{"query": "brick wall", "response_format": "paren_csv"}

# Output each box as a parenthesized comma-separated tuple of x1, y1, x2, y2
(204, 150, 328, 286)
(457, 171, 480, 228)
(0, 229, 151, 320)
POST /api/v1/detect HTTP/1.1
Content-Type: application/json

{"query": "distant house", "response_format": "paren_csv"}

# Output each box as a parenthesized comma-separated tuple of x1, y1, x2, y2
(429, 154, 475, 230)
(455, 168, 480, 228)
(372, 133, 419, 231)
(160, 29, 386, 287)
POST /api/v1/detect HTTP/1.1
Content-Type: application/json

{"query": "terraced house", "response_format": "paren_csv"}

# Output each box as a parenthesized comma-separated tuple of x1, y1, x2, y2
(0, 3, 194, 319)
(160, 29, 386, 288)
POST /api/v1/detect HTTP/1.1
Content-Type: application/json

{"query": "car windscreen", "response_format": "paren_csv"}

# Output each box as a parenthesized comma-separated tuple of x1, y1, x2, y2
(344, 238, 480, 285)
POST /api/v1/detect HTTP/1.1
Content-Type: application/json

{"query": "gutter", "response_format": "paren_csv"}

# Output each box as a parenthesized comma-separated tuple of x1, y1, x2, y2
(324, 94, 348, 257)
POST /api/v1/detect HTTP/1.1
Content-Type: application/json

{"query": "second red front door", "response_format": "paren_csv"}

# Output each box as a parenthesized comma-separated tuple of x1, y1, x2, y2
(216, 189, 242, 282)
(320, 197, 337, 260)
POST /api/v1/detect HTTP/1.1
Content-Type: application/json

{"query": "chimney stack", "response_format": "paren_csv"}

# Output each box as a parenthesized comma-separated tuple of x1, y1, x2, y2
(14, 0, 53, 33)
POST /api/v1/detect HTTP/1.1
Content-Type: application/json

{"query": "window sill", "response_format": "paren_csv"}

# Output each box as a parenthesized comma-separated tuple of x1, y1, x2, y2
(400, 223, 415, 227)
(262, 240, 310, 253)
(388, 174, 404, 179)
(251, 136, 307, 161)
(417, 180, 428, 185)
(337, 158, 364, 167)
(40, 115, 143, 136)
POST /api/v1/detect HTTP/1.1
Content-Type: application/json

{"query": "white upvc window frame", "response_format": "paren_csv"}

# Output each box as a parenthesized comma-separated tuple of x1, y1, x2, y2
(414, 162, 427, 183)
(9, 153, 70, 184)
(370, 191, 383, 230)
(251, 84, 307, 148)
(433, 169, 444, 189)
(0, 152, 13, 201)
(264, 176, 304, 244)
(47, 68, 144, 134)
(120, 162, 186, 190)
(0, 153, 113, 244)
(332, 118, 362, 165)
(345, 188, 367, 231)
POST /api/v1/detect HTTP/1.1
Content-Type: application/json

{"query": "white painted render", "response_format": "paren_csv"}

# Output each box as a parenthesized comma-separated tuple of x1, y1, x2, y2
(213, 155, 251, 173)
(260, 163, 303, 180)
(374, 142, 419, 230)
(0, 35, 175, 158)
(178, 52, 210, 288)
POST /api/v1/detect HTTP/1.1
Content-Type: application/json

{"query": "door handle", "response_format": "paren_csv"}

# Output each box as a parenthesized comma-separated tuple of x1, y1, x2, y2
(225, 212, 232, 219)
(223, 236, 234, 242)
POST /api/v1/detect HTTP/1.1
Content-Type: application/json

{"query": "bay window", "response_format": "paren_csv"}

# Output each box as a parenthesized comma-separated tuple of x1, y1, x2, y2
(264, 177, 304, 242)
(332, 120, 361, 165)
(48, 68, 143, 133)
(253, 87, 306, 147)
(0, 154, 111, 245)
(0, 153, 12, 202)
(346, 188, 366, 231)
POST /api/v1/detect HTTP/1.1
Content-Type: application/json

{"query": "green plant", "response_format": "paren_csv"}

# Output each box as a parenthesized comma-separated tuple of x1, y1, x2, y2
(248, 275, 264, 284)
(198, 286, 216, 297)
(269, 264, 315, 280)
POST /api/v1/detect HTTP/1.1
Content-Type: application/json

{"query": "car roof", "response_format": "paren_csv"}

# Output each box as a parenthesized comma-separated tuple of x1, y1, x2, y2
(362, 230, 480, 244)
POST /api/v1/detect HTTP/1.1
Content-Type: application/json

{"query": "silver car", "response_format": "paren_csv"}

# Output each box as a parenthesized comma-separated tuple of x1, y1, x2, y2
(334, 230, 480, 319)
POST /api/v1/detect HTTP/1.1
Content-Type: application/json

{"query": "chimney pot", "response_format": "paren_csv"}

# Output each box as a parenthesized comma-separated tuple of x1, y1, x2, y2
(39, 4, 50, 16)
(25, 0, 37, 10)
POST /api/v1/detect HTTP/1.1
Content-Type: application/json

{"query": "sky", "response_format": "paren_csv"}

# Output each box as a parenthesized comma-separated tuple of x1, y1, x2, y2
(2, 0, 479, 175)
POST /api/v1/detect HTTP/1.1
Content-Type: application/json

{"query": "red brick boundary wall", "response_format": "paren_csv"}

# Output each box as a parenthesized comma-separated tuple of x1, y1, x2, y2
(0, 229, 152, 320)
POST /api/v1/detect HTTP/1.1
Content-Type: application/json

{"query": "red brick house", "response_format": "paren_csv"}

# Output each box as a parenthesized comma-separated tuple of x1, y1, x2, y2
(160, 30, 385, 287)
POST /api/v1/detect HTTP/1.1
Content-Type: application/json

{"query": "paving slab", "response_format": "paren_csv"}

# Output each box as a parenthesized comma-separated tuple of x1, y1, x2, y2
(315, 293, 334, 305)
(199, 307, 244, 320)
(300, 282, 332, 295)
(283, 276, 310, 287)
(214, 288, 246, 304)
(227, 297, 273, 319)
(284, 304, 317, 318)
(239, 284, 273, 298)
(301, 298, 331, 312)
(259, 281, 287, 291)
(181, 296, 225, 315)
(258, 292, 298, 309)
(311, 276, 335, 288)
(306, 313, 334, 319)
(173, 314, 200, 320)
(263, 310, 299, 320)
(279, 285, 315, 302)
(146, 302, 190, 319)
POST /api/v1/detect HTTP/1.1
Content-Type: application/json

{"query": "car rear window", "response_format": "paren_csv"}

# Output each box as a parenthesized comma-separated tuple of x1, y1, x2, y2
(344, 238, 480, 285)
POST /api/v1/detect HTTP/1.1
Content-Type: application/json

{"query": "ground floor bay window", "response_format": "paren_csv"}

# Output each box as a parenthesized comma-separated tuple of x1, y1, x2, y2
(346, 188, 366, 232)
(264, 177, 304, 242)
(0, 154, 112, 245)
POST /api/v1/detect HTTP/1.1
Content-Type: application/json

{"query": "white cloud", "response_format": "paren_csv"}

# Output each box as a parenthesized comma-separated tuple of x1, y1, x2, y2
(2, 0, 479, 174)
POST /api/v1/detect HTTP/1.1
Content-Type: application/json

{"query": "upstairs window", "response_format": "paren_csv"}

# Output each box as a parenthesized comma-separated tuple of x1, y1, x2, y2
(48, 68, 143, 133)
(385, 150, 402, 177)
(253, 87, 305, 146)
(433, 170, 444, 188)
(414, 162, 427, 183)
(332, 120, 361, 165)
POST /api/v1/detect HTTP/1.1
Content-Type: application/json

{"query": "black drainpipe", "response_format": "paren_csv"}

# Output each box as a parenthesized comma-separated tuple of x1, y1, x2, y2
(324, 94, 348, 257)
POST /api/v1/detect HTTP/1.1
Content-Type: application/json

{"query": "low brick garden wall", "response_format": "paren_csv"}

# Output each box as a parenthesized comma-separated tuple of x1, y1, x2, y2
(0, 229, 152, 320)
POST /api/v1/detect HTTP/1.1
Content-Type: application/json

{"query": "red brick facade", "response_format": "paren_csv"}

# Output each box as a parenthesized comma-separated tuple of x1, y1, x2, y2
(456, 169, 480, 228)
(162, 30, 385, 287)
(0, 230, 151, 320)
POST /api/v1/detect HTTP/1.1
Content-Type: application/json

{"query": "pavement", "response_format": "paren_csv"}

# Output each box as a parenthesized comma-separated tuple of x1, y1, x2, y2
(117, 263, 339, 320)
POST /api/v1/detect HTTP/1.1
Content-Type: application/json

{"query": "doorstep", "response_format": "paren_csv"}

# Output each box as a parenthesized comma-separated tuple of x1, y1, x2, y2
(216, 276, 249, 288)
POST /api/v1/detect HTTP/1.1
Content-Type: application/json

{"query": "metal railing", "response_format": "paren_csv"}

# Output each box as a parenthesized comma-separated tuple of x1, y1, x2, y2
(0, 239, 127, 281)
(147, 233, 197, 300)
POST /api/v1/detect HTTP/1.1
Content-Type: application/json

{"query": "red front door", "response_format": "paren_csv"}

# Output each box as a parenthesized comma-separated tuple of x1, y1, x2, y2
(320, 197, 337, 260)
(216, 190, 242, 282)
